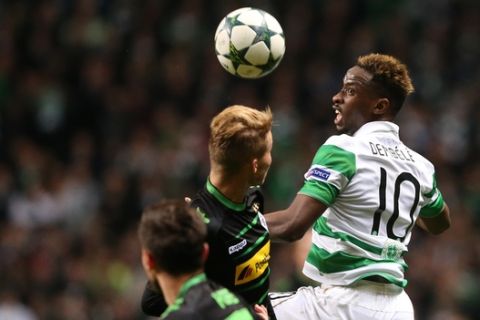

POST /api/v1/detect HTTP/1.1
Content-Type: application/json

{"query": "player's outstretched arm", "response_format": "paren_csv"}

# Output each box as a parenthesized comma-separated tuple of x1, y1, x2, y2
(266, 194, 327, 242)
(416, 203, 451, 235)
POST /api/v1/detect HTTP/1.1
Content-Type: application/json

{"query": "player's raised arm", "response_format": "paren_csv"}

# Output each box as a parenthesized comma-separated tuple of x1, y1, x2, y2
(266, 194, 327, 242)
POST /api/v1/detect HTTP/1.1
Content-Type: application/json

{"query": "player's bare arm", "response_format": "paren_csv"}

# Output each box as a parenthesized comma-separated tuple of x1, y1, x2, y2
(266, 194, 327, 242)
(416, 204, 451, 235)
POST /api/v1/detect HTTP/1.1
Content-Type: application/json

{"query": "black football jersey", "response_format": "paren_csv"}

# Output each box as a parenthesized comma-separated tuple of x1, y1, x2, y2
(190, 180, 271, 306)
(161, 273, 255, 320)
(141, 180, 274, 318)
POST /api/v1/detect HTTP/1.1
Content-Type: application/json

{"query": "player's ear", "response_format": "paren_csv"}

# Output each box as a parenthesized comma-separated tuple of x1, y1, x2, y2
(252, 158, 259, 174)
(373, 98, 390, 115)
(201, 243, 209, 263)
(141, 249, 156, 272)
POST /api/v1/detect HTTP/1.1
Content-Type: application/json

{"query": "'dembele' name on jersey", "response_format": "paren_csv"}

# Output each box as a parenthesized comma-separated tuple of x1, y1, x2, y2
(369, 142, 415, 162)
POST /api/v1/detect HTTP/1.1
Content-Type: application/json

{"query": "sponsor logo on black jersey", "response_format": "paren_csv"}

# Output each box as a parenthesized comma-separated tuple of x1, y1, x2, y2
(228, 239, 247, 255)
(255, 255, 269, 272)
(234, 241, 270, 285)
(237, 266, 253, 281)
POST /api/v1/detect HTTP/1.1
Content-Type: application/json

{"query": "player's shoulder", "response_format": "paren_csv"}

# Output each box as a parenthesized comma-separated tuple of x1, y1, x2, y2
(176, 282, 251, 320)
(162, 291, 200, 320)
(190, 189, 224, 235)
(313, 134, 357, 161)
(406, 146, 436, 174)
(325, 133, 354, 145)
(323, 134, 357, 152)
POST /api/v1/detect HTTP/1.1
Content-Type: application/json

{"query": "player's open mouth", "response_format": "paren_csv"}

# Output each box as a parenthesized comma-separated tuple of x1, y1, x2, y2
(333, 106, 342, 125)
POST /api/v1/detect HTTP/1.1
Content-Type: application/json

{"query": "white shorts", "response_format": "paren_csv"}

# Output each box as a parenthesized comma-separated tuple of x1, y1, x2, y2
(269, 280, 414, 320)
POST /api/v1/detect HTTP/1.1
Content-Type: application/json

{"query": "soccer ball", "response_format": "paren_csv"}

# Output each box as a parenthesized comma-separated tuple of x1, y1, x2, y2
(214, 7, 286, 79)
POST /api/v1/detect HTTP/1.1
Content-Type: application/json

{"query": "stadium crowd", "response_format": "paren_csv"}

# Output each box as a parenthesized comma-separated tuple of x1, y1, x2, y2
(1, 0, 479, 319)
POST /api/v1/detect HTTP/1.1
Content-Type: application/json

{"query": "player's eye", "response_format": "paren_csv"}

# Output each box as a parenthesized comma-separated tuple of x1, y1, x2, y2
(341, 87, 355, 95)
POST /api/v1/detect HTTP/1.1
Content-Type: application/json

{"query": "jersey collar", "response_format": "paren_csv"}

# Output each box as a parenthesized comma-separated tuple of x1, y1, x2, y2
(177, 273, 207, 298)
(162, 273, 207, 318)
(206, 178, 247, 212)
(353, 121, 399, 138)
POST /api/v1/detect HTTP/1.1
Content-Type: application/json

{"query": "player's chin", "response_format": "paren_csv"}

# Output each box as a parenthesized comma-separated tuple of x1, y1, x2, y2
(334, 123, 345, 133)
(253, 171, 269, 186)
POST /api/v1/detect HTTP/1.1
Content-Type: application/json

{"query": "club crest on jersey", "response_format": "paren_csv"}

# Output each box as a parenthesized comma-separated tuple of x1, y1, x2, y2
(305, 166, 331, 181)
(381, 239, 406, 260)
(251, 202, 260, 214)
(228, 239, 247, 255)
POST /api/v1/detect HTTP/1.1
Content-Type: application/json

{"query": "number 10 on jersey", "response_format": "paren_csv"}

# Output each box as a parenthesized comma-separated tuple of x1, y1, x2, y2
(371, 167, 420, 242)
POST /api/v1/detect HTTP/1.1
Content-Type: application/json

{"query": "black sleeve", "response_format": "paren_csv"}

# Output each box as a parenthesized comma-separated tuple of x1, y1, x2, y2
(141, 281, 167, 316)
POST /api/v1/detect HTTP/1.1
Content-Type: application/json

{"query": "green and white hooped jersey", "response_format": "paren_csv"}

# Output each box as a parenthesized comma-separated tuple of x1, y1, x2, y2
(300, 121, 445, 288)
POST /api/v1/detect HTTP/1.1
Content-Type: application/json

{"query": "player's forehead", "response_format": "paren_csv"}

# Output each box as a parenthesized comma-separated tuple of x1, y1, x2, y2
(343, 66, 373, 86)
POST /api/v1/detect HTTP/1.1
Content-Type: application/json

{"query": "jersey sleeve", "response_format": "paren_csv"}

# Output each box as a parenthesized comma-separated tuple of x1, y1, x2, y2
(299, 138, 356, 206)
(419, 173, 445, 218)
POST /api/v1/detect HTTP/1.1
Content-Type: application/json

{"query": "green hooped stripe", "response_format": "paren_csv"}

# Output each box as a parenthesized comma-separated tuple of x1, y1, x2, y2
(357, 272, 408, 287)
(300, 182, 339, 206)
(313, 145, 356, 180)
(314, 217, 384, 255)
(206, 179, 246, 211)
(424, 174, 439, 198)
(306, 245, 408, 287)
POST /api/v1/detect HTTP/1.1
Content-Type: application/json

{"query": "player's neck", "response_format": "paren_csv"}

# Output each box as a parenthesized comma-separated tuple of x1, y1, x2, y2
(209, 170, 249, 203)
(157, 271, 202, 305)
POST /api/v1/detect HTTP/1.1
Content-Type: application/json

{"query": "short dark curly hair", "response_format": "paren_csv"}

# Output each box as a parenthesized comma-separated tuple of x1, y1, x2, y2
(357, 53, 414, 113)
(138, 199, 207, 276)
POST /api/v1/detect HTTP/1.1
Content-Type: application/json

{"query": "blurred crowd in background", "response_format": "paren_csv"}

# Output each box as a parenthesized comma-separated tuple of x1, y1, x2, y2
(1, 0, 480, 319)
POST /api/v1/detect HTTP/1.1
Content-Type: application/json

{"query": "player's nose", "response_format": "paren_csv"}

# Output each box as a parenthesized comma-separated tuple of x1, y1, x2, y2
(332, 91, 343, 104)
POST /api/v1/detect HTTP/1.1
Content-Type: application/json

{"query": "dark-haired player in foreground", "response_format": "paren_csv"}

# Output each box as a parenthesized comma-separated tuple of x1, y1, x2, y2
(141, 105, 276, 318)
(138, 199, 266, 319)
(266, 54, 451, 319)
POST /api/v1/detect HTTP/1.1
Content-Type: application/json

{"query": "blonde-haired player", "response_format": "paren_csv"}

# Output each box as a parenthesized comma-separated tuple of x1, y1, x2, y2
(142, 105, 277, 318)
